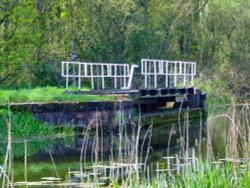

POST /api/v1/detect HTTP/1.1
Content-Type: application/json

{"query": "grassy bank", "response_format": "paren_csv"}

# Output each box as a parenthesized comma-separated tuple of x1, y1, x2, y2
(0, 110, 73, 140)
(0, 86, 117, 105)
(0, 83, 240, 107)
(0, 109, 74, 159)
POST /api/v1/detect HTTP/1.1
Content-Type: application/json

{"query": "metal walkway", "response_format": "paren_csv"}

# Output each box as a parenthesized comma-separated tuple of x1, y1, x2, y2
(60, 59, 205, 110)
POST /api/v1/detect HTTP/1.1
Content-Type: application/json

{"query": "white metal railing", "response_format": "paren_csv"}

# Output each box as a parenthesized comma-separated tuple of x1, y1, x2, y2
(62, 61, 138, 90)
(141, 59, 196, 89)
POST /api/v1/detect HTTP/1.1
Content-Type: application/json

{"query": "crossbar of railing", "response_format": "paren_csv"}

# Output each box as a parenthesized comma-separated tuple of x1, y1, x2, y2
(141, 59, 196, 89)
(62, 61, 138, 90)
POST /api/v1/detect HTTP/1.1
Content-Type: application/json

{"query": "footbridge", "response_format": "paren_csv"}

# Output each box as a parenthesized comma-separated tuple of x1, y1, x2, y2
(62, 59, 196, 91)
(61, 59, 206, 110)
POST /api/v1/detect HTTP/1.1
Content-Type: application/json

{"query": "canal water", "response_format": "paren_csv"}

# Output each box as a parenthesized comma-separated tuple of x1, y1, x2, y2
(0, 103, 249, 187)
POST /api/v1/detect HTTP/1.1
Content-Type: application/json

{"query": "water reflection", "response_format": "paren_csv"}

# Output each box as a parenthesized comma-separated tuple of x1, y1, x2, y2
(1, 103, 250, 187)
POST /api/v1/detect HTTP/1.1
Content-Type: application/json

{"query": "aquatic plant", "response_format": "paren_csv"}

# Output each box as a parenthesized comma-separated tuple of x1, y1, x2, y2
(1, 102, 250, 187)
(207, 102, 250, 159)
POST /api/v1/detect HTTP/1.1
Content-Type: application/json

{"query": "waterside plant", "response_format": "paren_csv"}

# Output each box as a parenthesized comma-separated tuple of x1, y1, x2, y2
(0, 102, 249, 187)
(0, 108, 74, 160)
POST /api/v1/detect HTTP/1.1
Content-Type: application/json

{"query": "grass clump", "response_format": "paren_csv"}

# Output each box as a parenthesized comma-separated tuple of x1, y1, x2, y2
(0, 110, 74, 140)
(124, 160, 250, 188)
(0, 86, 117, 105)
(0, 109, 74, 159)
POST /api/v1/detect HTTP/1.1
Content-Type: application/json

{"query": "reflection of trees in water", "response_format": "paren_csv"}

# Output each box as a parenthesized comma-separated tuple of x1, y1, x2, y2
(207, 104, 250, 159)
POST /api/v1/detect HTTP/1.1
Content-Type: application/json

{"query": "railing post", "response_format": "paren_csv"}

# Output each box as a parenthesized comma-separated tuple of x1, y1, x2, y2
(84, 63, 87, 76)
(107, 64, 110, 76)
(191, 63, 194, 86)
(78, 63, 81, 91)
(165, 61, 168, 88)
(193, 63, 196, 86)
(174, 62, 177, 87)
(66, 62, 69, 91)
(123, 65, 126, 88)
(61, 61, 64, 77)
(184, 62, 187, 86)
(180, 61, 182, 75)
(154, 60, 157, 89)
(144, 60, 147, 88)
(114, 65, 117, 89)
(91, 64, 94, 89)
(160, 60, 163, 74)
(101, 64, 104, 89)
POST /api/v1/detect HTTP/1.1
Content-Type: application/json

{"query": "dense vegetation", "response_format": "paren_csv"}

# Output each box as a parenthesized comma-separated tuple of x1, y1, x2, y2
(0, 109, 74, 158)
(0, 0, 249, 100)
(0, 2, 249, 186)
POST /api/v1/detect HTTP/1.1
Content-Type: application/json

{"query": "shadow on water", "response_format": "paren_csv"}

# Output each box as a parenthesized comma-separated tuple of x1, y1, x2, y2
(1, 102, 249, 187)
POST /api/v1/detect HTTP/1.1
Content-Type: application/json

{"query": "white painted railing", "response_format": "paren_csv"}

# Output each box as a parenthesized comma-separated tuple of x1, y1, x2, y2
(62, 61, 138, 90)
(141, 59, 196, 89)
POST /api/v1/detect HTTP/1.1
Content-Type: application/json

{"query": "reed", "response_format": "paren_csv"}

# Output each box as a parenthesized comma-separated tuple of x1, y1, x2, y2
(4, 101, 250, 187)
(207, 102, 250, 159)
(1, 104, 13, 188)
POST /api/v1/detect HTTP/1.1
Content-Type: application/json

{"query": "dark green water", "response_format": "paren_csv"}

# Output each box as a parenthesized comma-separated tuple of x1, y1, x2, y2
(1, 112, 206, 187)
(1, 104, 249, 187)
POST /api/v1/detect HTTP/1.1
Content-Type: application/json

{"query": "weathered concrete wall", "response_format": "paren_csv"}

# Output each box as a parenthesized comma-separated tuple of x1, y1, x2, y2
(10, 101, 133, 128)
(9, 101, 206, 157)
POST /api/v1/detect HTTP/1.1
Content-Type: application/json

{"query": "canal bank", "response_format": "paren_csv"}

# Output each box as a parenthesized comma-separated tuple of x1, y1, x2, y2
(9, 86, 206, 126)
(7, 96, 206, 158)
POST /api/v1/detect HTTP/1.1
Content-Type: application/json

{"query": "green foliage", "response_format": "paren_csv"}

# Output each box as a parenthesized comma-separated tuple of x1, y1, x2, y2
(0, 86, 115, 105)
(0, 109, 74, 158)
(195, 78, 232, 106)
(177, 161, 233, 187)
(0, 0, 249, 99)
(146, 161, 250, 188)
(117, 161, 250, 187)
(0, 110, 51, 140)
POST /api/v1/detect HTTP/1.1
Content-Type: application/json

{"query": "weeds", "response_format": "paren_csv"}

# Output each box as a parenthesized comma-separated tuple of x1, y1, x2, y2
(0, 110, 74, 140)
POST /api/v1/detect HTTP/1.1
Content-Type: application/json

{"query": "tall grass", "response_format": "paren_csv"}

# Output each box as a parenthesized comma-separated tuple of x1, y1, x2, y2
(1, 101, 250, 187)
(0, 109, 74, 159)
(0, 106, 75, 187)
(0, 104, 13, 188)
(0, 110, 74, 140)
(63, 101, 249, 187)
(207, 102, 250, 159)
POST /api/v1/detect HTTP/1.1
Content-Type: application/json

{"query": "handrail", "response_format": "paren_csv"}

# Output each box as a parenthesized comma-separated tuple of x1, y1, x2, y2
(62, 61, 138, 90)
(61, 59, 196, 91)
(141, 59, 196, 89)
